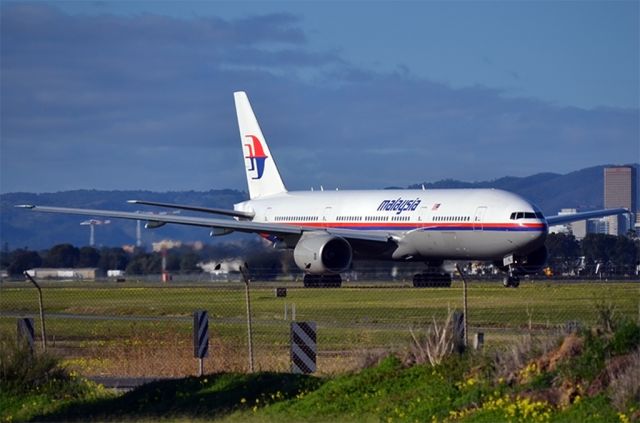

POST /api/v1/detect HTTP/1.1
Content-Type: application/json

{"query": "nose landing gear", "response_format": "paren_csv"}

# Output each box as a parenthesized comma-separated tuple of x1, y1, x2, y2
(502, 273, 520, 288)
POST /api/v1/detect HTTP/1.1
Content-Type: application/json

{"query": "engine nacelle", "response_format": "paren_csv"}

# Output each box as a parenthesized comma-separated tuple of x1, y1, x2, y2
(145, 220, 166, 229)
(514, 246, 548, 274)
(293, 233, 352, 274)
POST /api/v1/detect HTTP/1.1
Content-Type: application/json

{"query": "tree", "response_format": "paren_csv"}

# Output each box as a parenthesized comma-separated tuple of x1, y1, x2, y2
(580, 234, 635, 273)
(612, 236, 637, 269)
(7, 249, 42, 276)
(180, 251, 202, 273)
(125, 252, 161, 275)
(44, 244, 79, 268)
(545, 233, 580, 271)
(97, 248, 130, 271)
(77, 247, 100, 268)
(165, 252, 181, 272)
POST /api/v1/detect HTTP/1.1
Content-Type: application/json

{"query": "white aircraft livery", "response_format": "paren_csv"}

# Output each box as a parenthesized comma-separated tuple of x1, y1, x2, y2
(18, 91, 628, 288)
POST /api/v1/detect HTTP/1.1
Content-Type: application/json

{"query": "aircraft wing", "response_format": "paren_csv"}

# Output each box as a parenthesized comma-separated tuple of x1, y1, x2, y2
(545, 208, 628, 226)
(126, 200, 254, 218)
(16, 205, 392, 244)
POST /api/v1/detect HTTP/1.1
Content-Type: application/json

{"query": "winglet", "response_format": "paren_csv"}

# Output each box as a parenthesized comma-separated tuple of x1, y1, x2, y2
(15, 204, 35, 209)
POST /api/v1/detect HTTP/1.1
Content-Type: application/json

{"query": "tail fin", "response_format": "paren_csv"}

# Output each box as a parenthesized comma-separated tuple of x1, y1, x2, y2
(234, 91, 287, 199)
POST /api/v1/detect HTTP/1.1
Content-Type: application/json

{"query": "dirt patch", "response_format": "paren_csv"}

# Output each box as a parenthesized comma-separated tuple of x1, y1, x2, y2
(534, 333, 583, 373)
(587, 353, 636, 397)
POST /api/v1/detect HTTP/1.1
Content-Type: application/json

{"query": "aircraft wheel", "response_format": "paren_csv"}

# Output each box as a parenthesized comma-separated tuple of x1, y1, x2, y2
(303, 274, 319, 288)
(413, 273, 451, 288)
(304, 274, 341, 288)
(326, 274, 342, 288)
(503, 275, 520, 288)
(439, 273, 452, 287)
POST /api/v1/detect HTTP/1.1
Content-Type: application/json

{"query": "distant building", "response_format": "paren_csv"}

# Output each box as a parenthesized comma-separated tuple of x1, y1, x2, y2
(548, 208, 576, 235)
(571, 219, 588, 240)
(604, 166, 637, 235)
(548, 208, 588, 240)
(26, 268, 101, 280)
(589, 218, 610, 235)
(152, 240, 183, 252)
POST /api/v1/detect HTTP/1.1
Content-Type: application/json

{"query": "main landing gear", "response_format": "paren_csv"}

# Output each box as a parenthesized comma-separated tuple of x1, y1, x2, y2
(412, 261, 452, 288)
(412, 272, 452, 288)
(303, 274, 342, 288)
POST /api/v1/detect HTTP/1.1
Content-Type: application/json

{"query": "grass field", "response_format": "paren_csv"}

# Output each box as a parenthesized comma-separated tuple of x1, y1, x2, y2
(1, 279, 638, 377)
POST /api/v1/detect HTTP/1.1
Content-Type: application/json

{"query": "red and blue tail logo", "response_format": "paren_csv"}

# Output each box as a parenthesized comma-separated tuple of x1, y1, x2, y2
(244, 135, 268, 180)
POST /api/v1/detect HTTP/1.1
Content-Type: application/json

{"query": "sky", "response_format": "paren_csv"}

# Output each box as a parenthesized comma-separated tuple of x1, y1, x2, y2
(1, 1, 638, 194)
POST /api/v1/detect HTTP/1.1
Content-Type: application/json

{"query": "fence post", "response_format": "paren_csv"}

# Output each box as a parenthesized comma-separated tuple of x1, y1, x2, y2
(240, 264, 254, 372)
(291, 321, 316, 374)
(23, 272, 46, 352)
(455, 264, 469, 348)
(473, 332, 484, 350)
(452, 311, 465, 353)
(193, 310, 209, 376)
(17, 318, 35, 355)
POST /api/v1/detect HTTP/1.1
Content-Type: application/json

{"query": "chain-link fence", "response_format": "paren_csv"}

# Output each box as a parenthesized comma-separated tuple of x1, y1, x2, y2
(1, 271, 638, 379)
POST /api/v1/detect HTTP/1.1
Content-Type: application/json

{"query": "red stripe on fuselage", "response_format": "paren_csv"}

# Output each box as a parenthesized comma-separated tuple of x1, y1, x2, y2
(266, 222, 546, 230)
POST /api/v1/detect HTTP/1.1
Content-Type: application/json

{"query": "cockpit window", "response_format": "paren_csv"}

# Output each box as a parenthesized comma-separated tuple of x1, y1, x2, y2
(510, 211, 542, 220)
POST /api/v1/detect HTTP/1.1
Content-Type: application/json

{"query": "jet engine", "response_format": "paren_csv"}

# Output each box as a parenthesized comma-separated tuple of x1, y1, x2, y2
(293, 232, 352, 274)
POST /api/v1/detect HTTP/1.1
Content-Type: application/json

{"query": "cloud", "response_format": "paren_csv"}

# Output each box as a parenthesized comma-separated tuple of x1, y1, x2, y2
(1, 3, 637, 193)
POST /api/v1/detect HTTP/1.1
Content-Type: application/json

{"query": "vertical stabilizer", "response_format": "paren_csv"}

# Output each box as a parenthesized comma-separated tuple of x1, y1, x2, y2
(234, 91, 287, 199)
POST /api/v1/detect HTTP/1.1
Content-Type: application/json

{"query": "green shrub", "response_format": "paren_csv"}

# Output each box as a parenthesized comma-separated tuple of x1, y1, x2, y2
(0, 334, 87, 398)
(558, 331, 606, 383)
(1, 335, 64, 393)
(609, 319, 640, 356)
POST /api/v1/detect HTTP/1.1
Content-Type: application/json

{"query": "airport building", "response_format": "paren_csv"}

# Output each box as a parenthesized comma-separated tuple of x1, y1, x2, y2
(604, 166, 637, 236)
(547, 208, 590, 240)
(26, 268, 101, 280)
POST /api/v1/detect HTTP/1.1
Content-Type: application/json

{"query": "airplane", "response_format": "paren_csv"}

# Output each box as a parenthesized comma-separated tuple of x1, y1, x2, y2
(17, 91, 628, 288)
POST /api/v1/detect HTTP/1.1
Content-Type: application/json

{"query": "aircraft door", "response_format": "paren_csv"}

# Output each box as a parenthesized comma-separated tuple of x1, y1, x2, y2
(473, 206, 487, 231)
(322, 206, 333, 228)
(419, 205, 429, 228)
(265, 207, 272, 222)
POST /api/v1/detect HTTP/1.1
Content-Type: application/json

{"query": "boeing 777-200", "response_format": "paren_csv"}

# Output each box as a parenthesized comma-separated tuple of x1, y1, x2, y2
(18, 92, 627, 287)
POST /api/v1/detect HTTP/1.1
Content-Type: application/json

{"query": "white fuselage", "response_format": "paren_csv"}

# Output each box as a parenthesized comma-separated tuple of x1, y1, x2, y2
(235, 188, 548, 262)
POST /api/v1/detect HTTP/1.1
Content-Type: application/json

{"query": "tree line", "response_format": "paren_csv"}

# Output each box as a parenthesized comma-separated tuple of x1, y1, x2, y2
(0, 240, 285, 277)
(1, 233, 638, 278)
(545, 233, 639, 275)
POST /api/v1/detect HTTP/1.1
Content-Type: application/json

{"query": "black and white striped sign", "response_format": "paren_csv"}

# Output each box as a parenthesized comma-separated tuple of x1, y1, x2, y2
(290, 321, 316, 374)
(193, 310, 209, 358)
(17, 318, 35, 352)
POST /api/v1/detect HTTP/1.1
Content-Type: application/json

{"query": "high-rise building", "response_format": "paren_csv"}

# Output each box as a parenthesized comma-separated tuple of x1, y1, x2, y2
(604, 166, 637, 235)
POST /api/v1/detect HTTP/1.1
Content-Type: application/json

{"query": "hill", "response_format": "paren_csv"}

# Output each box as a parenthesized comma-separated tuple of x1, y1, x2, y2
(1, 164, 638, 249)
(1, 189, 247, 250)
(409, 164, 639, 215)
